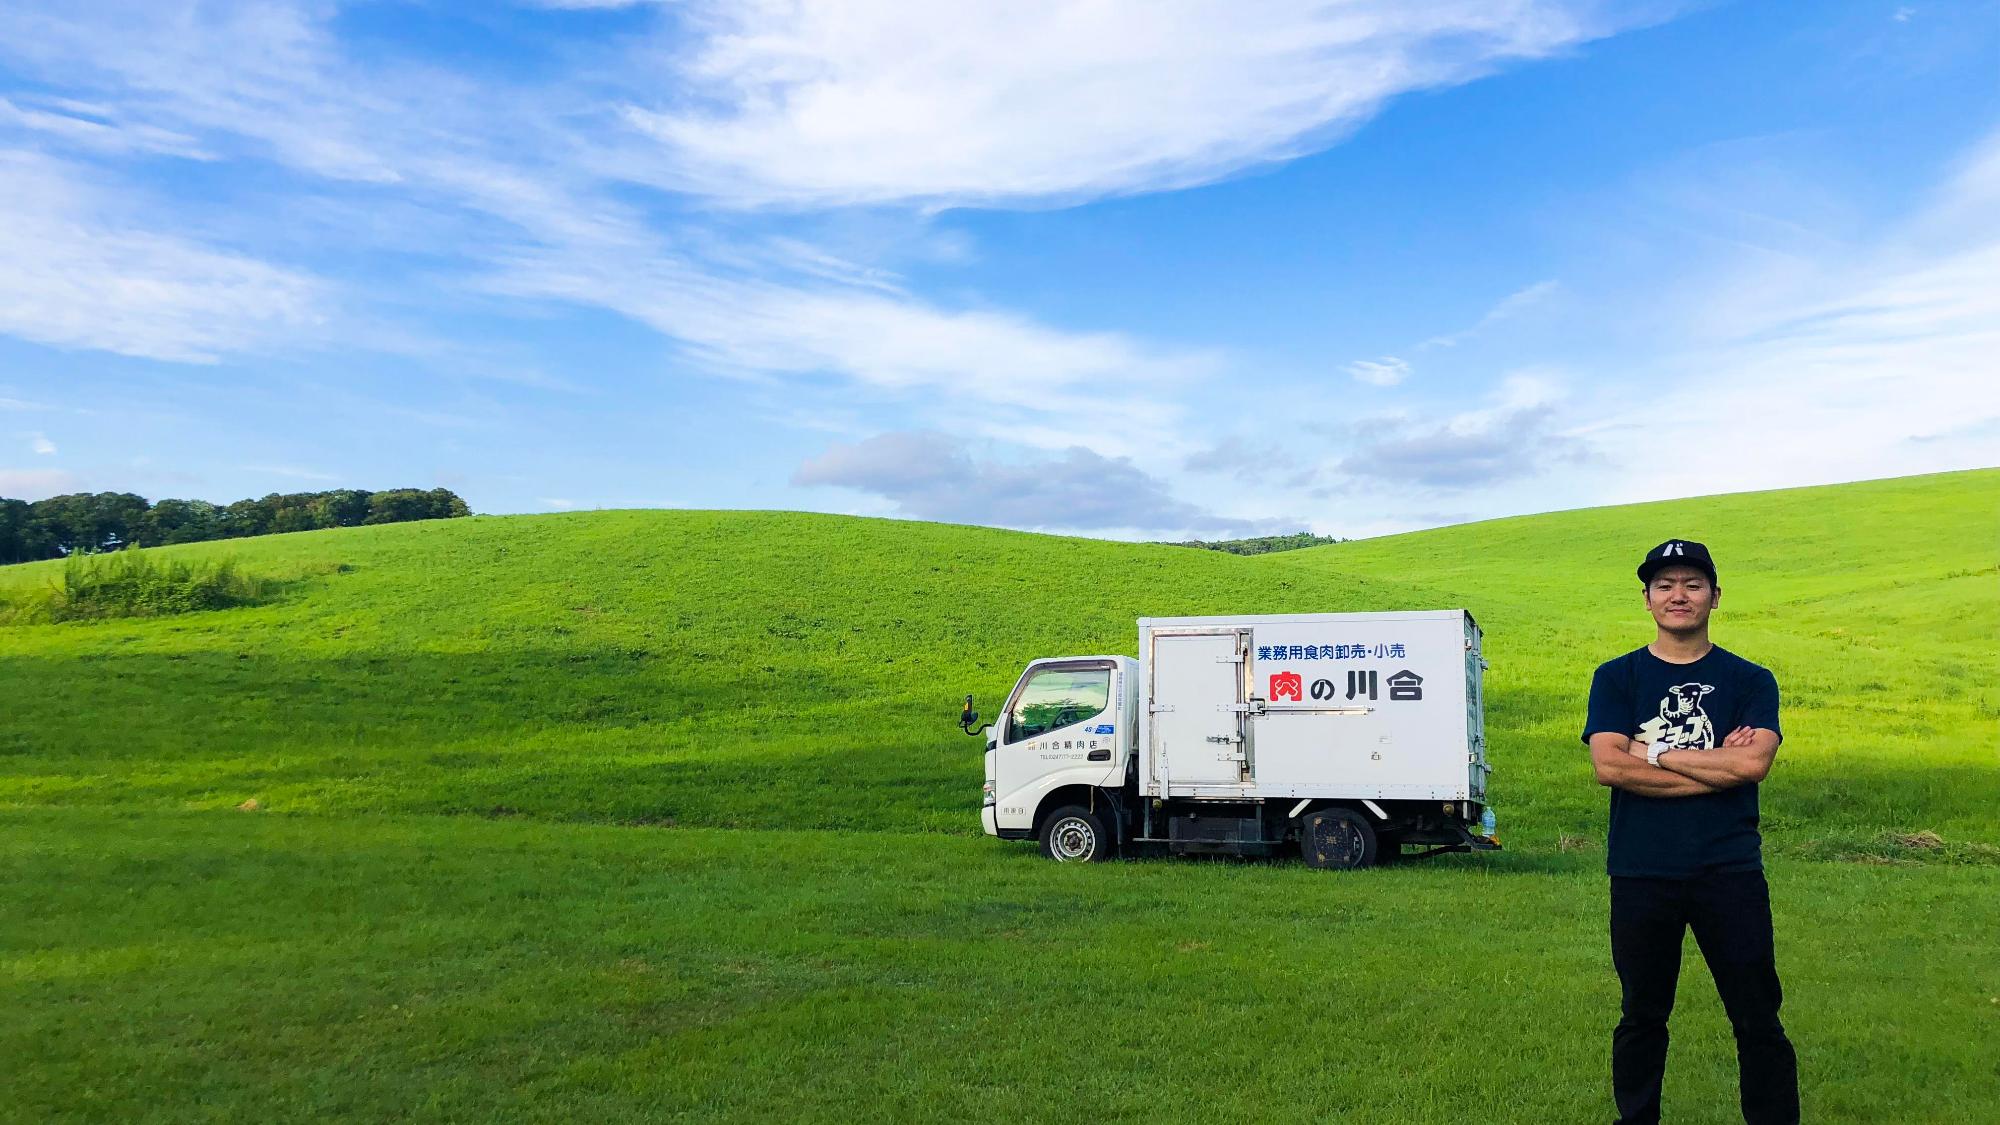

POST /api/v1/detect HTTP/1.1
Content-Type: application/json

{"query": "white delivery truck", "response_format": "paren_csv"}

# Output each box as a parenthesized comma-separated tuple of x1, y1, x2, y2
(961, 610, 1498, 868)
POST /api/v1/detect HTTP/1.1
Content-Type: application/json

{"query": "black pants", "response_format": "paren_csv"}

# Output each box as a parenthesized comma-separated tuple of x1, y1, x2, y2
(1610, 870, 1799, 1125)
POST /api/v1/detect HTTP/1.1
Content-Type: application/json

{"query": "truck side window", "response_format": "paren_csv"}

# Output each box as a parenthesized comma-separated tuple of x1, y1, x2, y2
(1007, 667, 1111, 743)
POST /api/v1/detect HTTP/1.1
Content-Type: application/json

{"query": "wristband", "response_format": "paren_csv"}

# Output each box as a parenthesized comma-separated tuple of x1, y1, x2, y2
(1646, 744, 1665, 767)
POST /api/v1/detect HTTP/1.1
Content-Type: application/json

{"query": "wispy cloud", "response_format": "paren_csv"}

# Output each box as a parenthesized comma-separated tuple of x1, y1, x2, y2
(0, 150, 323, 363)
(1575, 126, 2000, 502)
(0, 94, 213, 159)
(621, 1, 1659, 208)
(1418, 279, 1561, 350)
(0, 2, 406, 183)
(25, 432, 55, 455)
(1346, 356, 1412, 386)
(490, 244, 1213, 428)
(0, 1, 1217, 441)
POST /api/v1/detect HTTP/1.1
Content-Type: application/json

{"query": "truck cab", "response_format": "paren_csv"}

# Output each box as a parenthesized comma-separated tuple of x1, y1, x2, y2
(980, 655, 1138, 844)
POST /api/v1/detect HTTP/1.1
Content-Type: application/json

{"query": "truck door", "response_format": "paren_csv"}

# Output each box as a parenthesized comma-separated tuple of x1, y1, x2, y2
(1150, 630, 1250, 787)
(993, 661, 1118, 826)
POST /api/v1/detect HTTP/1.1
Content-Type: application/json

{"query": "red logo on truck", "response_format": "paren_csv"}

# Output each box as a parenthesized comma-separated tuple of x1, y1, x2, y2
(1270, 672, 1303, 701)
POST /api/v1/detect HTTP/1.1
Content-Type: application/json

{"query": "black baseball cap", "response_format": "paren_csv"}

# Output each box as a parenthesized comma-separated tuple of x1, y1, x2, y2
(1638, 539, 1718, 586)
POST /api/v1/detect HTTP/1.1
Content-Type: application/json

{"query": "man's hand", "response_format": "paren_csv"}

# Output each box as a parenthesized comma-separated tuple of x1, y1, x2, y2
(1656, 726, 1780, 787)
(1626, 725, 1756, 760)
(1590, 733, 1721, 797)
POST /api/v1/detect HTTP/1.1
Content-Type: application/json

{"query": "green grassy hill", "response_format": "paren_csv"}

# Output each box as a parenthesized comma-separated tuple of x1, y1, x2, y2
(3, 467, 1994, 854)
(5, 468, 1997, 1122)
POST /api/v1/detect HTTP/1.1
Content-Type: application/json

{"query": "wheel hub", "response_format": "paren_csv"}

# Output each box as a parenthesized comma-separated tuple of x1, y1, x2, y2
(1052, 818, 1096, 860)
(1314, 820, 1363, 866)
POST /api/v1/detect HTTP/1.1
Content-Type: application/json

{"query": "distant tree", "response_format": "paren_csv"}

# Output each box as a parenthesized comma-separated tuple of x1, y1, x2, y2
(24, 492, 150, 555)
(268, 491, 325, 534)
(364, 489, 434, 524)
(0, 498, 33, 563)
(96, 493, 151, 550)
(1163, 532, 1348, 556)
(218, 495, 277, 539)
(309, 489, 373, 528)
(139, 499, 221, 546)
(426, 488, 471, 519)
(0, 485, 469, 564)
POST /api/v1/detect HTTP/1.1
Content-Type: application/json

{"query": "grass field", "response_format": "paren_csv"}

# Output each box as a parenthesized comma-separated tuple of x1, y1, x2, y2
(4, 468, 1998, 1121)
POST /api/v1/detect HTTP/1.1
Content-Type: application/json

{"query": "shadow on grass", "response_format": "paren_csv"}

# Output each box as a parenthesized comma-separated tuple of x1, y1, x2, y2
(2, 655, 1994, 860)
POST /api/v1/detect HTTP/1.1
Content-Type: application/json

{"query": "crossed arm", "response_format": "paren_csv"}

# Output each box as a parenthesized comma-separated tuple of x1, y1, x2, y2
(1588, 726, 1780, 797)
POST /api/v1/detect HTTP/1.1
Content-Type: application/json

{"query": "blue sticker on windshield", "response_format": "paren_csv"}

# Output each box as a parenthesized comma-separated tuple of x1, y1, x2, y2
(1091, 724, 1115, 734)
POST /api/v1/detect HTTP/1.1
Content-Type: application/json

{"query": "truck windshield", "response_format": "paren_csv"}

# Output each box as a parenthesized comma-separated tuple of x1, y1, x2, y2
(1008, 667, 1111, 742)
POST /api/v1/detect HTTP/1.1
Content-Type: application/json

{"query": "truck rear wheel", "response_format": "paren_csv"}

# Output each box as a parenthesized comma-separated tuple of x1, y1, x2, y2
(1301, 808, 1377, 870)
(1039, 805, 1112, 863)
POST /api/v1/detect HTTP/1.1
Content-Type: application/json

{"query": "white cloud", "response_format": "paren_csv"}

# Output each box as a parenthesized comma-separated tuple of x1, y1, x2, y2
(1331, 373, 1596, 489)
(0, 151, 323, 363)
(0, 3, 1218, 436)
(26, 432, 55, 455)
(793, 429, 1297, 536)
(539, 498, 577, 510)
(1346, 356, 1412, 386)
(622, 0, 1659, 208)
(484, 237, 1213, 452)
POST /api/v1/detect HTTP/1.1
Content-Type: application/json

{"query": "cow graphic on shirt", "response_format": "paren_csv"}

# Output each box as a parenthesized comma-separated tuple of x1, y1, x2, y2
(1635, 682, 1716, 750)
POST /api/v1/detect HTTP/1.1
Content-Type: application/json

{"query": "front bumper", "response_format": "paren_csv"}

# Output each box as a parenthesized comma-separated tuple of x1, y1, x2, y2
(980, 804, 998, 837)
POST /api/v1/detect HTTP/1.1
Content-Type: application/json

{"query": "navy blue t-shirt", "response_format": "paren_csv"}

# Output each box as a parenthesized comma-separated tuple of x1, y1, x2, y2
(1581, 645, 1781, 878)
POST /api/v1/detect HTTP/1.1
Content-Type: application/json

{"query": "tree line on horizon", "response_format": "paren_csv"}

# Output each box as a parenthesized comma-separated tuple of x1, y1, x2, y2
(0, 488, 471, 564)
(1162, 532, 1348, 556)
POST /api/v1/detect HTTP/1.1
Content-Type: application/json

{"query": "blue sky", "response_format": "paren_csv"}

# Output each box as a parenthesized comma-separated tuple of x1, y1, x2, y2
(2, 0, 1996, 538)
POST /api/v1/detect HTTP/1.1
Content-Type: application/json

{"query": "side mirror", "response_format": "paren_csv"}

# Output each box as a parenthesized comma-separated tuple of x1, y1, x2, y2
(959, 693, 992, 738)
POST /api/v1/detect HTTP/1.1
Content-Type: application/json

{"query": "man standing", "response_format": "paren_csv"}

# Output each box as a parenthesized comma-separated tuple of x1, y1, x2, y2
(1583, 540, 1800, 1125)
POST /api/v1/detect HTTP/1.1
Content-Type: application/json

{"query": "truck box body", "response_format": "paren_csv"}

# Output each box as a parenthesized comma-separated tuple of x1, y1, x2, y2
(1137, 610, 1487, 804)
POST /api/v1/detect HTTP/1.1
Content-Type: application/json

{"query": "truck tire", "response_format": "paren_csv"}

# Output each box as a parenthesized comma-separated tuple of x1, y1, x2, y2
(1039, 805, 1113, 863)
(1301, 808, 1378, 870)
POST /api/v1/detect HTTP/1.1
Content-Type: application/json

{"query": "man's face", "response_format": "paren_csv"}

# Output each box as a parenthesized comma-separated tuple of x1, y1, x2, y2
(1644, 564, 1717, 635)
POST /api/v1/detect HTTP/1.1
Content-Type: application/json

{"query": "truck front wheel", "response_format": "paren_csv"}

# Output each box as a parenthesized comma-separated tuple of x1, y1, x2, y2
(1039, 805, 1113, 863)
(1301, 808, 1378, 870)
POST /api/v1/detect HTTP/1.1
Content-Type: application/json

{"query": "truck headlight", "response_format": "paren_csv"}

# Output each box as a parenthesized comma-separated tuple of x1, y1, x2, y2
(982, 780, 996, 807)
